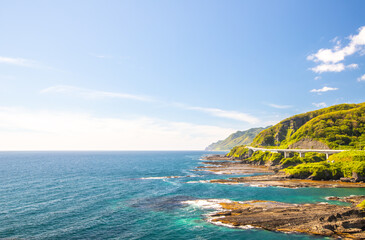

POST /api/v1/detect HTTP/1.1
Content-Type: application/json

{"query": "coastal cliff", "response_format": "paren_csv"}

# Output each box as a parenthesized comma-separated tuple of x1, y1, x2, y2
(223, 103, 365, 182)
(205, 126, 270, 151)
(251, 102, 365, 150)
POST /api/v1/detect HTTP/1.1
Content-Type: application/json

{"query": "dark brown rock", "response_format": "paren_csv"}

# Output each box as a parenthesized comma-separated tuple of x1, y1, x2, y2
(205, 196, 365, 239)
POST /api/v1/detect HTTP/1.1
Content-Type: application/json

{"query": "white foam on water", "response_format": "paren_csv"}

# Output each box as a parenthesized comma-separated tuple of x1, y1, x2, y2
(325, 196, 335, 200)
(186, 180, 210, 184)
(182, 199, 232, 210)
(183, 199, 258, 230)
(211, 171, 225, 175)
(238, 225, 255, 229)
(213, 181, 247, 186)
(140, 176, 183, 180)
(207, 216, 256, 230)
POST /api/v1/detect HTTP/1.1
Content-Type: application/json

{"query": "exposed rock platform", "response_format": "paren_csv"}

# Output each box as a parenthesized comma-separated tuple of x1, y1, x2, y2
(196, 161, 273, 175)
(210, 173, 365, 188)
(186, 196, 365, 239)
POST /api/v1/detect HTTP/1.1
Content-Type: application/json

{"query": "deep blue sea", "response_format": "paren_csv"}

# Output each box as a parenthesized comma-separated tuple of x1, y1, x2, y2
(1, 151, 365, 239)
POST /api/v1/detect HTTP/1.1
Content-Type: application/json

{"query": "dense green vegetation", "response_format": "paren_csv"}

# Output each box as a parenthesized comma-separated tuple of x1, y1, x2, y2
(226, 145, 249, 158)
(205, 127, 270, 151)
(251, 103, 365, 150)
(248, 151, 281, 165)
(284, 151, 365, 180)
(227, 147, 365, 181)
(225, 103, 365, 181)
(228, 148, 326, 165)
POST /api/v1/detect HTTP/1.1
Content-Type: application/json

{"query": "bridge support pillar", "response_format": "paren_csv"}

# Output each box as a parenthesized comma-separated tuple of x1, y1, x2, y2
(326, 153, 330, 160)
(299, 152, 305, 158)
(284, 152, 289, 158)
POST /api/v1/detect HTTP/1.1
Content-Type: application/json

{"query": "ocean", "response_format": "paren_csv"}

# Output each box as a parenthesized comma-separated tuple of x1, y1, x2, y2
(1, 151, 364, 239)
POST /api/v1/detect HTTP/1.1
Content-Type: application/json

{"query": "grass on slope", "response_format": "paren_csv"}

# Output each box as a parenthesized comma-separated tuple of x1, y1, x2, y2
(251, 103, 365, 150)
(284, 151, 365, 180)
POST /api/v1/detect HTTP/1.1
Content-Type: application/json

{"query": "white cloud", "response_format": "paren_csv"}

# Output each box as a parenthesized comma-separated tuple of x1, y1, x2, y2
(308, 26, 365, 72)
(0, 107, 235, 150)
(42, 86, 259, 124)
(186, 106, 259, 124)
(347, 63, 359, 69)
(314, 76, 321, 80)
(0, 56, 39, 67)
(41, 85, 153, 102)
(267, 103, 292, 109)
(357, 74, 365, 82)
(310, 63, 357, 73)
(310, 86, 338, 93)
(312, 102, 327, 108)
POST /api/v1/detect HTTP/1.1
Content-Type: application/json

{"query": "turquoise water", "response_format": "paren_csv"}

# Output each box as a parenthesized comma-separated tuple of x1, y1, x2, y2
(1, 151, 364, 239)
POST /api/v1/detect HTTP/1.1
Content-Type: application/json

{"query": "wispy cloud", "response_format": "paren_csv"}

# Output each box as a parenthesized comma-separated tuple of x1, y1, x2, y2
(357, 74, 365, 82)
(89, 53, 113, 59)
(42, 85, 259, 124)
(41, 85, 153, 102)
(312, 102, 327, 108)
(0, 107, 235, 150)
(308, 26, 365, 72)
(186, 106, 259, 124)
(0, 56, 39, 68)
(267, 103, 292, 109)
(314, 76, 322, 80)
(310, 86, 338, 93)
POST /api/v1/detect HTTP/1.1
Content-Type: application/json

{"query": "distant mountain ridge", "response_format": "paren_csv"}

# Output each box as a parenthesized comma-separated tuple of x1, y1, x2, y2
(205, 126, 270, 151)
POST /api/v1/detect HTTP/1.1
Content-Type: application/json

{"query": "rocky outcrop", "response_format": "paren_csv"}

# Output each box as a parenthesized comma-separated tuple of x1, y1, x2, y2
(196, 161, 273, 175)
(210, 173, 365, 188)
(288, 138, 330, 149)
(204, 196, 365, 239)
(202, 155, 233, 161)
(274, 116, 310, 143)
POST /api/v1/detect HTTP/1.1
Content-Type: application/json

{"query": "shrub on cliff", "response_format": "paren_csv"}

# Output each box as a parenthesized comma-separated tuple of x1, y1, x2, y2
(284, 151, 365, 180)
(284, 162, 334, 179)
(226, 146, 248, 158)
(357, 200, 365, 210)
(249, 151, 271, 164)
(302, 152, 326, 163)
(280, 156, 303, 168)
(327, 150, 365, 162)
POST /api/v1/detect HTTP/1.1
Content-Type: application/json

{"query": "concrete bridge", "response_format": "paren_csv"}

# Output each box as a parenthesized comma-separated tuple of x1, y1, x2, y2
(246, 146, 345, 159)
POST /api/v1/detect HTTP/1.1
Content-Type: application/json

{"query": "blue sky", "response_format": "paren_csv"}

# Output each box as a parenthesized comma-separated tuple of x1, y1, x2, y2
(0, 0, 365, 150)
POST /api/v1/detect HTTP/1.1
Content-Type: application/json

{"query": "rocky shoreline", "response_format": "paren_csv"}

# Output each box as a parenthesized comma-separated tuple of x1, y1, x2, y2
(193, 154, 365, 238)
(196, 161, 274, 175)
(202, 154, 365, 188)
(210, 173, 365, 188)
(184, 196, 365, 239)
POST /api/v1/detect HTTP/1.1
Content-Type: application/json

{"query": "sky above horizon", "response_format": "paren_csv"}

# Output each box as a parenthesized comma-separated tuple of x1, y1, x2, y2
(1, 0, 365, 150)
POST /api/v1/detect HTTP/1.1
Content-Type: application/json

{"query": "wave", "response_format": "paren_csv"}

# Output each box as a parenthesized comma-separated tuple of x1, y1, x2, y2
(181, 199, 233, 210)
(182, 199, 257, 230)
(140, 176, 184, 180)
(207, 217, 255, 229)
(185, 180, 210, 184)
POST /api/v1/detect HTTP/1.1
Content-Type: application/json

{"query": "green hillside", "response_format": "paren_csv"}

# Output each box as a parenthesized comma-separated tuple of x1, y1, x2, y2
(251, 102, 365, 150)
(205, 126, 270, 151)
